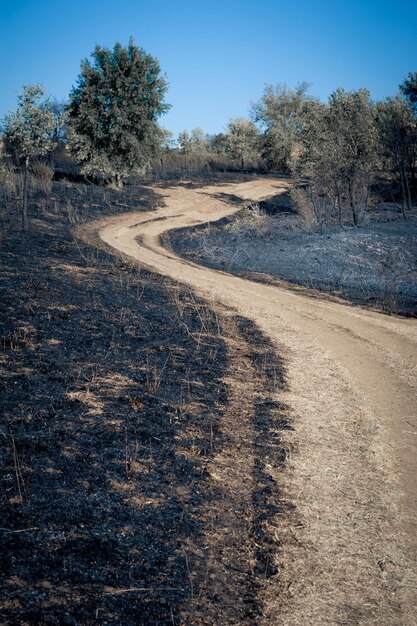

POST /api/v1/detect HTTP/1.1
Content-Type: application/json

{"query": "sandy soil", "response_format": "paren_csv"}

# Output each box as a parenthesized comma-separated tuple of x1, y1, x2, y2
(92, 178, 417, 624)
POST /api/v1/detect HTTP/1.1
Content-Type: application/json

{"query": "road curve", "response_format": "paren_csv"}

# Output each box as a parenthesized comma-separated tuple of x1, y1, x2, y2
(95, 178, 416, 622)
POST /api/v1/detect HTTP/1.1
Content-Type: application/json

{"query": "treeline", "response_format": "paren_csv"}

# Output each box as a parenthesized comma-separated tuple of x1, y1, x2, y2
(1, 37, 416, 229)
(256, 81, 417, 227)
(175, 79, 417, 226)
(160, 120, 262, 175)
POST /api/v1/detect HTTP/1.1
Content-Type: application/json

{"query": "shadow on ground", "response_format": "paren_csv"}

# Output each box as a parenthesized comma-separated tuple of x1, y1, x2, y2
(0, 177, 290, 625)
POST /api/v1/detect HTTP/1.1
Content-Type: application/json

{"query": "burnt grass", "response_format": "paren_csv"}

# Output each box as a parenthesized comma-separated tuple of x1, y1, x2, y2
(169, 193, 417, 317)
(0, 179, 289, 625)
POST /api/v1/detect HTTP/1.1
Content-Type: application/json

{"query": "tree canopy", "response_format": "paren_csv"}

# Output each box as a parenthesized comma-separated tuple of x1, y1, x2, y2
(251, 82, 315, 170)
(3, 84, 56, 163)
(67, 38, 169, 184)
(400, 72, 417, 112)
(225, 118, 259, 168)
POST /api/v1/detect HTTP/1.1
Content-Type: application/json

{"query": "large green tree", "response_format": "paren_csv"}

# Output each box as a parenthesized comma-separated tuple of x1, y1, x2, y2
(3, 84, 56, 229)
(67, 39, 169, 185)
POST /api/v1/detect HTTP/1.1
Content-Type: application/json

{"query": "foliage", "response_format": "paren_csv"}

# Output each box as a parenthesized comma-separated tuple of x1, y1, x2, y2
(2, 84, 56, 228)
(189, 128, 208, 154)
(178, 128, 208, 156)
(225, 118, 260, 168)
(47, 99, 68, 144)
(296, 89, 379, 226)
(3, 84, 56, 163)
(208, 133, 228, 155)
(376, 94, 417, 213)
(67, 38, 169, 185)
(159, 128, 175, 151)
(400, 71, 417, 113)
(251, 82, 315, 171)
(177, 130, 191, 152)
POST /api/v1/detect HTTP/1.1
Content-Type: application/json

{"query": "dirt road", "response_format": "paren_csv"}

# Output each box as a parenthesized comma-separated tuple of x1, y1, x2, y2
(97, 178, 416, 623)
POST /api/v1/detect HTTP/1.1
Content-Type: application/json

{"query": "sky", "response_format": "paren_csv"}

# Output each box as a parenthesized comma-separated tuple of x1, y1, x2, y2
(1, 0, 416, 137)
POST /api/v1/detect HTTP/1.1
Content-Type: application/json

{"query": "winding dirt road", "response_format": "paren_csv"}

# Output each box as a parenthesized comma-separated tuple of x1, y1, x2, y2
(95, 178, 416, 623)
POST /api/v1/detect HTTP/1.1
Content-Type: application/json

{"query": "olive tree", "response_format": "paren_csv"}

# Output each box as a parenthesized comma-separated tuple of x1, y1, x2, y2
(297, 89, 379, 226)
(376, 95, 417, 213)
(3, 84, 56, 229)
(225, 118, 260, 168)
(67, 38, 169, 186)
(251, 82, 314, 171)
(189, 128, 208, 155)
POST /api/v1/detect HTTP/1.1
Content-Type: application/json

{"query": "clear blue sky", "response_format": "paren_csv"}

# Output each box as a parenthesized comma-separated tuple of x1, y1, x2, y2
(1, 0, 416, 136)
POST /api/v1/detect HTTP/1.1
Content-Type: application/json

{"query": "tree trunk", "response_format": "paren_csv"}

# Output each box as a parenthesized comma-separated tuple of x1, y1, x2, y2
(311, 194, 323, 235)
(348, 177, 357, 226)
(396, 156, 407, 217)
(114, 173, 123, 188)
(408, 151, 416, 186)
(365, 183, 371, 211)
(404, 166, 412, 211)
(22, 157, 29, 230)
(333, 177, 343, 226)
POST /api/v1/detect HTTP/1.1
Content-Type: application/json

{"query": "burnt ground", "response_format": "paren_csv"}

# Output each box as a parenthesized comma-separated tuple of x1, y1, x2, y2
(0, 178, 293, 625)
(169, 193, 417, 316)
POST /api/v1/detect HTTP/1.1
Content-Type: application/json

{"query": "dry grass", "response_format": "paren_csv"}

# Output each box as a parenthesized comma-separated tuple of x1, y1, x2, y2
(29, 162, 54, 196)
(1, 177, 299, 624)
(262, 333, 417, 625)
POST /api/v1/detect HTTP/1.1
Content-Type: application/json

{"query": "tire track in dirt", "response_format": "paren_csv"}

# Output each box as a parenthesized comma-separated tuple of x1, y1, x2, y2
(86, 178, 417, 624)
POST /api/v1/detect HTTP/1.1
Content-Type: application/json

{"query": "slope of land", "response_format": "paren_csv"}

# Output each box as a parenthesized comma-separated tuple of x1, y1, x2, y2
(1, 179, 292, 625)
(92, 177, 417, 624)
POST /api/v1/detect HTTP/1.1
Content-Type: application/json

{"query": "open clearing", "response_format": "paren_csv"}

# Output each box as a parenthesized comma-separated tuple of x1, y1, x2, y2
(170, 194, 417, 316)
(93, 177, 417, 624)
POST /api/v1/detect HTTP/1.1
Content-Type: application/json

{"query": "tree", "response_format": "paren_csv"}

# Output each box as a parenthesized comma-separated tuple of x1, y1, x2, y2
(328, 89, 379, 225)
(178, 130, 191, 170)
(157, 127, 175, 173)
(208, 132, 228, 155)
(400, 72, 417, 113)
(189, 128, 208, 155)
(47, 99, 68, 144)
(296, 89, 379, 226)
(67, 38, 169, 186)
(251, 82, 315, 171)
(225, 118, 259, 168)
(376, 95, 417, 213)
(177, 130, 190, 151)
(177, 129, 209, 170)
(3, 84, 56, 229)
